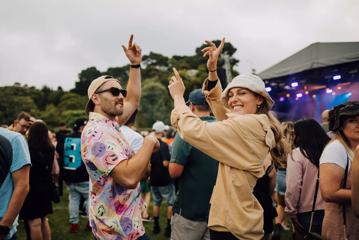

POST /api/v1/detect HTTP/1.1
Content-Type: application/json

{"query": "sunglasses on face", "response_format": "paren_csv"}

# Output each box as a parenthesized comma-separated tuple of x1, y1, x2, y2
(95, 87, 127, 97)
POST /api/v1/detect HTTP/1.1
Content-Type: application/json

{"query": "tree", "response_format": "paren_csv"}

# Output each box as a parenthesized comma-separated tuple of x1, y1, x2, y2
(137, 82, 172, 128)
(57, 92, 88, 112)
(72, 67, 102, 96)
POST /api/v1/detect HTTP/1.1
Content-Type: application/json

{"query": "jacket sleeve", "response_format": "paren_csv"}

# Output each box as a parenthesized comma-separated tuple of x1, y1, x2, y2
(175, 110, 266, 171)
(202, 79, 230, 121)
(285, 149, 303, 217)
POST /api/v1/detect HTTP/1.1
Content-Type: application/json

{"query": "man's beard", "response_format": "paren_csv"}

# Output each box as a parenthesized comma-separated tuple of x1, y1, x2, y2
(102, 104, 123, 118)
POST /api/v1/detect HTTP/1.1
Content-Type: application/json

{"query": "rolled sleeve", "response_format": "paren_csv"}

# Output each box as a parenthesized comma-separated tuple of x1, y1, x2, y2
(87, 132, 131, 176)
(202, 78, 230, 121)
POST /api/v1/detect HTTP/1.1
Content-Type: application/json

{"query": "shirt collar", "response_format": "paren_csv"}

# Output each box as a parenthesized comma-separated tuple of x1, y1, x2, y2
(89, 112, 120, 129)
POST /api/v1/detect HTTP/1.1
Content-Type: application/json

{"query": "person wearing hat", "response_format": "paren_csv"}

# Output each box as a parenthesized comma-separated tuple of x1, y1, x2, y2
(60, 118, 90, 233)
(81, 35, 159, 240)
(168, 89, 218, 240)
(319, 101, 359, 240)
(168, 39, 286, 240)
(149, 120, 175, 237)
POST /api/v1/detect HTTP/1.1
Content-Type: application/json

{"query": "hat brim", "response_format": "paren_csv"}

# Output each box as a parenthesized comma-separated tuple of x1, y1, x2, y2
(221, 86, 274, 109)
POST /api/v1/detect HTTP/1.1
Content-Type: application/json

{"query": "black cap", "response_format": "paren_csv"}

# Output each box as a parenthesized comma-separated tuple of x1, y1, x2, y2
(73, 118, 88, 132)
(329, 101, 359, 131)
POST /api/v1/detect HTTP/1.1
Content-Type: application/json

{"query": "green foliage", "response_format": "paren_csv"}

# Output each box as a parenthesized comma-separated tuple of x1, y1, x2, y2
(57, 92, 88, 111)
(72, 67, 102, 96)
(1, 40, 239, 128)
(0, 85, 39, 124)
(137, 82, 172, 127)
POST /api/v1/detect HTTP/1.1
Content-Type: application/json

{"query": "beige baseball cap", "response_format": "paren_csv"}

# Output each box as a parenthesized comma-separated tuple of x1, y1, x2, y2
(221, 74, 274, 109)
(85, 75, 119, 114)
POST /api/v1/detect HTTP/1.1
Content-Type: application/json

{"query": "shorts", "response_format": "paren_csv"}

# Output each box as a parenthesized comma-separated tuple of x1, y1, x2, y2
(275, 169, 287, 196)
(151, 184, 176, 206)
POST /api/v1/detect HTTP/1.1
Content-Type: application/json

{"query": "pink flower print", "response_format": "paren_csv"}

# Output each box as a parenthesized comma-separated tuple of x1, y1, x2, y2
(114, 200, 127, 214)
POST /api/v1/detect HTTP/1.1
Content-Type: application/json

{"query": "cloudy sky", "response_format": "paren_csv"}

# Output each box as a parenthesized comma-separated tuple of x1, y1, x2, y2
(0, 0, 358, 90)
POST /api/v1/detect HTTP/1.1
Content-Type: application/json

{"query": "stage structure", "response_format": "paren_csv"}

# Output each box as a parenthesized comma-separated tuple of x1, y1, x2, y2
(259, 42, 359, 121)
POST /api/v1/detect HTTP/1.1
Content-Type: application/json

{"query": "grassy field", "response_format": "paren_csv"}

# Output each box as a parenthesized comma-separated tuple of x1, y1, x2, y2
(17, 189, 292, 240)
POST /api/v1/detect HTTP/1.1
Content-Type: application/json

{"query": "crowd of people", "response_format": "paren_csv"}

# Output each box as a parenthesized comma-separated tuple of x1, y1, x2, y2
(0, 35, 359, 240)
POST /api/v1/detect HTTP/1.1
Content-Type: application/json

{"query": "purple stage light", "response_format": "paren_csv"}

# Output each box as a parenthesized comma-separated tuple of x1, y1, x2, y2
(333, 75, 341, 80)
(296, 93, 303, 98)
(265, 87, 272, 92)
(291, 82, 299, 88)
(326, 88, 333, 94)
(279, 97, 285, 102)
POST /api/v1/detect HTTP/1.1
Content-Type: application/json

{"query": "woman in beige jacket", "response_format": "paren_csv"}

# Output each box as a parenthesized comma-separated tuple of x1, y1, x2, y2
(168, 39, 286, 240)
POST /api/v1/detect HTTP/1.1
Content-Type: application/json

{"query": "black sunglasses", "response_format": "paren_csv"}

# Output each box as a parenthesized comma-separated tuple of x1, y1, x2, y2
(95, 87, 127, 97)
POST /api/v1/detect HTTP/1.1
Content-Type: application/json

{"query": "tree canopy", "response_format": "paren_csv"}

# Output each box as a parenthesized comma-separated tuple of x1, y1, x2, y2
(0, 40, 239, 129)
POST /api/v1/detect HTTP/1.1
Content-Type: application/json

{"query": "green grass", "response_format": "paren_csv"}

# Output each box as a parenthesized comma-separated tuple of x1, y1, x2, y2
(17, 188, 292, 240)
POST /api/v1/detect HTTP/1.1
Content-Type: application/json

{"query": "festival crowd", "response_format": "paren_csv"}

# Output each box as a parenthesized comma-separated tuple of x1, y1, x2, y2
(1, 35, 359, 240)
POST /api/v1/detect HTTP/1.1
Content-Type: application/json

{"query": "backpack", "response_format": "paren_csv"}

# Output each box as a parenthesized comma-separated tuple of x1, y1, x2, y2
(0, 135, 12, 187)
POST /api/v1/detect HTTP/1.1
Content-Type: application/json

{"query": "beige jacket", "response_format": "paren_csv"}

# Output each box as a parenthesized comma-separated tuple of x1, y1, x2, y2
(171, 80, 276, 240)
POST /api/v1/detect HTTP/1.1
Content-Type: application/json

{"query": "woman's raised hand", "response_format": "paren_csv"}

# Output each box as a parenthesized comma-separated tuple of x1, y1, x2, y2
(201, 38, 225, 72)
(168, 68, 186, 100)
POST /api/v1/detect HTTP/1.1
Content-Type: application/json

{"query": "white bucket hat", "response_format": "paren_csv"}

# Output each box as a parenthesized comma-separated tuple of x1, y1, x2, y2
(221, 74, 274, 109)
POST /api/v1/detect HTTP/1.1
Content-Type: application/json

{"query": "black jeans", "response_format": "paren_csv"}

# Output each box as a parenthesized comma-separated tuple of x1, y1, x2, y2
(210, 230, 239, 240)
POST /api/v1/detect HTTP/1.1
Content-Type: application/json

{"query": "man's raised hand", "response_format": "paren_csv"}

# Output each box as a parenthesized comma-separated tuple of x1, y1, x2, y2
(122, 34, 142, 65)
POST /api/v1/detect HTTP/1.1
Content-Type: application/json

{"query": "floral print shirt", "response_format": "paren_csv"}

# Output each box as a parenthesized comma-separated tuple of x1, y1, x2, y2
(81, 112, 144, 240)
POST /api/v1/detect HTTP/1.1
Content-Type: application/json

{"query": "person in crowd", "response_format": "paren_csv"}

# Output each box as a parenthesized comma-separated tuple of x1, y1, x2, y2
(20, 121, 55, 240)
(168, 89, 218, 240)
(272, 121, 294, 239)
(321, 109, 330, 132)
(167, 38, 286, 240)
(320, 101, 359, 239)
(48, 130, 60, 193)
(352, 145, 359, 217)
(163, 127, 176, 153)
(61, 118, 90, 233)
(285, 119, 330, 239)
(149, 120, 175, 237)
(0, 127, 31, 240)
(55, 122, 71, 196)
(253, 154, 277, 240)
(8, 112, 32, 135)
(118, 110, 152, 222)
(81, 35, 159, 240)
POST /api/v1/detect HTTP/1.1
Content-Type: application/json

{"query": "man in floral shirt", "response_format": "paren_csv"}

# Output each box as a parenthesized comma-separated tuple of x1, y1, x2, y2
(81, 35, 159, 240)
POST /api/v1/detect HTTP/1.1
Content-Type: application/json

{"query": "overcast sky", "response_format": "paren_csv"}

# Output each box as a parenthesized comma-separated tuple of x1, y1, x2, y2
(0, 0, 358, 90)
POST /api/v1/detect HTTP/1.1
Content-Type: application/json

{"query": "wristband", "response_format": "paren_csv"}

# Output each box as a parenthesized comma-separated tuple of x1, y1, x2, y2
(130, 64, 141, 68)
(209, 69, 217, 72)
